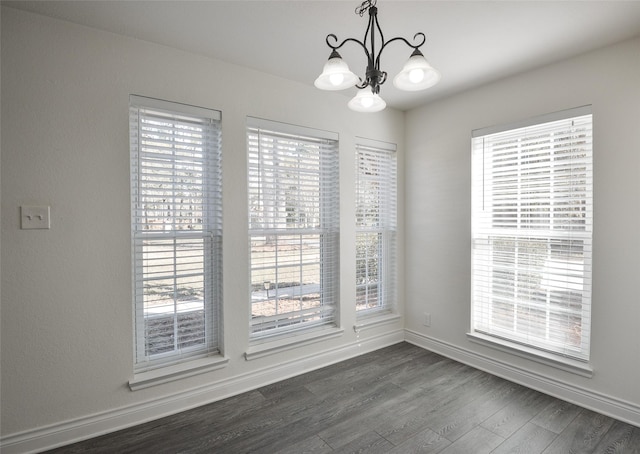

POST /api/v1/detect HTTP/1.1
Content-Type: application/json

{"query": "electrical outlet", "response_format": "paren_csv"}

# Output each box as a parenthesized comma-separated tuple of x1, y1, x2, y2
(423, 312, 431, 327)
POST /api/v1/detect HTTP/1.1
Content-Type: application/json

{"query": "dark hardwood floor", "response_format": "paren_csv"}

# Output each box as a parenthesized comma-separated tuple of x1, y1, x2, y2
(46, 342, 640, 453)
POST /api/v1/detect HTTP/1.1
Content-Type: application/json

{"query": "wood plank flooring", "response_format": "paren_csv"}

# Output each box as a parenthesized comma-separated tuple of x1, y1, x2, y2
(45, 342, 640, 453)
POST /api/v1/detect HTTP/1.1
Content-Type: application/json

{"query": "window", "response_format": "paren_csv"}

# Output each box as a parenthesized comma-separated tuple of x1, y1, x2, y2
(247, 118, 339, 340)
(130, 95, 222, 372)
(355, 139, 397, 317)
(471, 106, 593, 362)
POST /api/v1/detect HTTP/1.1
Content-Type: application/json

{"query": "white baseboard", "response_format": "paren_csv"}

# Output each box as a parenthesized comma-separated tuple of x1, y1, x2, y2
(0, 330, 404, 454)
(404, 329, 640, 428)
(4, 328, 638, 453)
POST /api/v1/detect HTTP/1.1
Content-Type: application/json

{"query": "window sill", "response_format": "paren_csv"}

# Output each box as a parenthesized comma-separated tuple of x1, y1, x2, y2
(245, 327, 344, 361)
(129, 355, 230, 391)
(354, 312, 401, 333)
(467, 332, 593, 378)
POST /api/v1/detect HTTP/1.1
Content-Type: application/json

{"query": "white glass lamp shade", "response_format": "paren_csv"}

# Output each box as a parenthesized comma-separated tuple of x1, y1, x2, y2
(393, 51, 441, 91)
(347, 89, 386, 112)
(314, 54, 359, 91)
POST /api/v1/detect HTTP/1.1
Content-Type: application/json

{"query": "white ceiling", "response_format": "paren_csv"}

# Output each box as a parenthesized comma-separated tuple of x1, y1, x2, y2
(5, 0, 640, 111)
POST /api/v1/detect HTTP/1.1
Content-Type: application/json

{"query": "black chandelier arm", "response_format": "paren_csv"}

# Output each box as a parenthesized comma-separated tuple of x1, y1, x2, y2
(377, 33, 426, 56)
(325, 34, 372, 63)
(374, 32, 426, 70)
(355, 79, 368, 90)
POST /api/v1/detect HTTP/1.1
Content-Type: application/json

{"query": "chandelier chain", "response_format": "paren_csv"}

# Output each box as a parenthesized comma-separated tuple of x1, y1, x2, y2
(355, 0, 376, 17)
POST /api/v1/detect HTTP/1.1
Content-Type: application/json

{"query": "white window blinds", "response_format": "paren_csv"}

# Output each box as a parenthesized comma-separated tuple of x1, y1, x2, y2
(355, 139, 397, 317)
(247, 117, 340, 339)
(471, 106, 593, 361)
(130, 95, 222, 372)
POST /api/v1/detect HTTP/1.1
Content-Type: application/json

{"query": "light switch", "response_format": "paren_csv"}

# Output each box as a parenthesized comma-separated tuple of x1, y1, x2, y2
(21, 206, 51, 230)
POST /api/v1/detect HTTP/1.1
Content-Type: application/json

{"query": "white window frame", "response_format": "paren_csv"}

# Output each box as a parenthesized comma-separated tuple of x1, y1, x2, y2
(246, 117, 340, 343)
(355, 138, 397, 319)
(129, 95, 223, 374)
(470, 106, 593, 366)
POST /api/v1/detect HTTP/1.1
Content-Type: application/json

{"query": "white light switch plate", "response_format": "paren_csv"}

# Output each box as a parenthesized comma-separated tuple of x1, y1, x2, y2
(21, 206, 51, 230)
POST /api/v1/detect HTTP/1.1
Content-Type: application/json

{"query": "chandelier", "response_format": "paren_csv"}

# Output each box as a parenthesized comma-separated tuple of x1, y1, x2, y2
(315, 0, 441, 112)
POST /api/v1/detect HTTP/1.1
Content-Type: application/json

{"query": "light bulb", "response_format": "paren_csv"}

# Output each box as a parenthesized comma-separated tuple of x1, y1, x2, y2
(409, 68, 425, 84)
(361, 97, 374, 108)
(330, 73, 345, 86)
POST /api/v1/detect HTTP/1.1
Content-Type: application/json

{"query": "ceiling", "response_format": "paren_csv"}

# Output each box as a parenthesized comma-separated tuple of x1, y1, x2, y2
(5, 0, 640, 111)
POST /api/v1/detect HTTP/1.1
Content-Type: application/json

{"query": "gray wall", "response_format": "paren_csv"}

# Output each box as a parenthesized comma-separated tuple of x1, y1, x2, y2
(404, 36, 640, 424)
